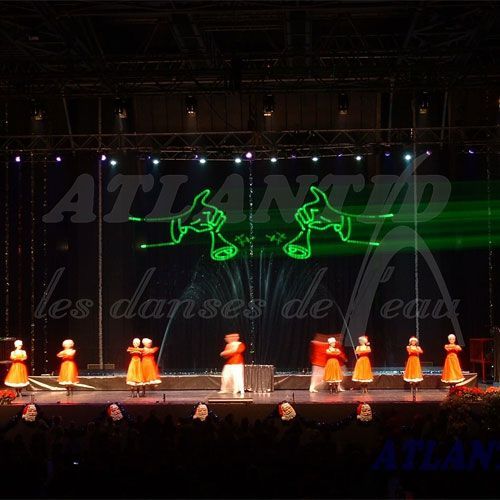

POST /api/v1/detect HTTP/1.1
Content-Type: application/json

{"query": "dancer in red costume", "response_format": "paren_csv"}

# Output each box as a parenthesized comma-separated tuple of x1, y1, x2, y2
(441, 334, 465, 385)
(309, 334, 329, 392)
(57, 339, 79, 396)
(403, 336, 423, 401)
(323, 337, 347, 393)
(219, 333, 245, 395)
(141, 338, 161, 395)
(352, 335, 373, 393)
(4, 340, 29, 396)
(126, 338, 144, 397)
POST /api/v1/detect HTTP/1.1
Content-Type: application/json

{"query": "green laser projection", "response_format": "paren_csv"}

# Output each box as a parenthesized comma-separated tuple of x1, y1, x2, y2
(283, 186, 394, 259)
(129, 189, 239, 261)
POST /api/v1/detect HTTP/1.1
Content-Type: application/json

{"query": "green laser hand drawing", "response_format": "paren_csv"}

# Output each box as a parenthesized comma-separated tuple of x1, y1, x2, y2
(283, 186, 394, 259)
(129, 189, 239, 261)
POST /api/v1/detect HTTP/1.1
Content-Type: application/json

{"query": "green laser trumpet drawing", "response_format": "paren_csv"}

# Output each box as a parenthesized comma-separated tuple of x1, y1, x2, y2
(282, 186, 394, 259)
(129, 189, 239, 262)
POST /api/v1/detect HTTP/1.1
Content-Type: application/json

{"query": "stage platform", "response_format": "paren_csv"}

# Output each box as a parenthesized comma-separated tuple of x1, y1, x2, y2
(0, 389, 451, 425)
(25, 371, 478, 391)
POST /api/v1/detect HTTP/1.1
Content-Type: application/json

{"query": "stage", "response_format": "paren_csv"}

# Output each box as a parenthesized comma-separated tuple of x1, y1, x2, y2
(0, 387, 453, 425)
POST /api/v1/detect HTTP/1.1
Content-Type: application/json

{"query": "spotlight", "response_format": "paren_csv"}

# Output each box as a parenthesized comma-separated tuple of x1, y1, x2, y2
(467, 149, 475, 155)
(114, 99, 127, 119)
(355, 155, 362, 161)
(425, 150, 432, 156)
(312, 156, 319, 163)
(418, 92, 430, 115)
(199, 157, 207, 164)
(14, 155, 21, 163)
(245, 151, 253, 159)
(338, 93, 349, 115)
(30, 100, 45, 121)
(404, 153, 412, 161)
(100, 154, 107, 161)
(152, 158, 160, 165)
(270, 156, 278, 163)
(55, 156, 62, 163)
(234, 157, 242, 164)
(185, 95, 197, 116)
(384, 151, 391, 157)
(110, 159, 118, 167)
(337, 153, 343, 157)
(263, 94, 275, 117)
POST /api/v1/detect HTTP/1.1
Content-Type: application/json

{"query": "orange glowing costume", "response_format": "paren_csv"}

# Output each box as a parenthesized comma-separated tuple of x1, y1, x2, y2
(5, 350, 29, 388)
(403, 345, 423, 383)
(57, 350, 79, 386)
(352, 346, 373, 383)
(126, 346, 144, 386)
(141, 346, 161, 384)
(441, 343, 464, 384)
(323, 347, 345, 383)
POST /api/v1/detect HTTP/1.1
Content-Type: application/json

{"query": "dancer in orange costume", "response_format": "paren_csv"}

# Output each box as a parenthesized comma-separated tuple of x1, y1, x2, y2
(441, 334, 464, 385)
(57, 339, 79, 396)
(141, 338, 161, 395)
(219, 333, 246, 395)
(352, 335, 373, 393)
(403, 336, 423, 400)
(126, 338, 144, 398)
(5, 340, 29, 396)
(323, 337, 346, 393)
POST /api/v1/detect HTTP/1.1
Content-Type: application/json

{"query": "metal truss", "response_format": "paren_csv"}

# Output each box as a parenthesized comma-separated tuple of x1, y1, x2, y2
(1, 126, 498, 161)
(0, 1, 498, 96)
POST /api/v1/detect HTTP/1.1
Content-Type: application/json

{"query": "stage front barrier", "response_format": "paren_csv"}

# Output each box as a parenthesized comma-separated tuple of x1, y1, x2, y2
(244, 364, 275, 393)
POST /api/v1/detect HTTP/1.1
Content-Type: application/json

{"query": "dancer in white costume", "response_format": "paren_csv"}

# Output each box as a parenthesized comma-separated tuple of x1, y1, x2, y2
(219, 333, 245, 395)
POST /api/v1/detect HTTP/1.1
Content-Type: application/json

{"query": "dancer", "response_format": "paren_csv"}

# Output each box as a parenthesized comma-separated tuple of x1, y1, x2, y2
(441, 334, 464, 386)
(352, 335, 373, 393)
(57, 339, 79, 396)
(323, 337, 346, 393)
(403, 336, 423, 401)
(309, 333, 329, 393)
(141, 338, 161, 395)
(4, 340, 29, 396)
(126, 338, 144, 397)
(219, 333, 245, 395)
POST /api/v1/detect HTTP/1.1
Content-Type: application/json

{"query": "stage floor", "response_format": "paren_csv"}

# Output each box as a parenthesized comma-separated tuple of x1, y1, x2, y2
(12, 388, 448, 405)
(0, 389, 450, 424)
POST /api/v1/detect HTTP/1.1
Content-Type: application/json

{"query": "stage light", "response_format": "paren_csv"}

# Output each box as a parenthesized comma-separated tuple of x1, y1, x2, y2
(404, 153, 412, 161)
(199, 157, 207, 164)
(30, 100, 45, 121)
(185, 95, 197, 116)
(425, 149, 432, 156)
(110, 159, 118, 167)
(55, 156, 62, 163)
(152, 158, 160, 165)
(234, 157, 242, 164)
(270, 156, 278, 163)
(337, 153, 343, 157)
(338, 93, 349, 115)
(384, 151, 391, 157)
(418, 92, 430, 115)
(263, 94, 275, 117)
(14, 155, 21, 163)
(468, 149, 475, 155)
(245, 151, 253, 159)
(100, 154, 107, 161)
(312, 156, 319, 162)
(355, 155, 362, 161)
(114, 99, 128, 119)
